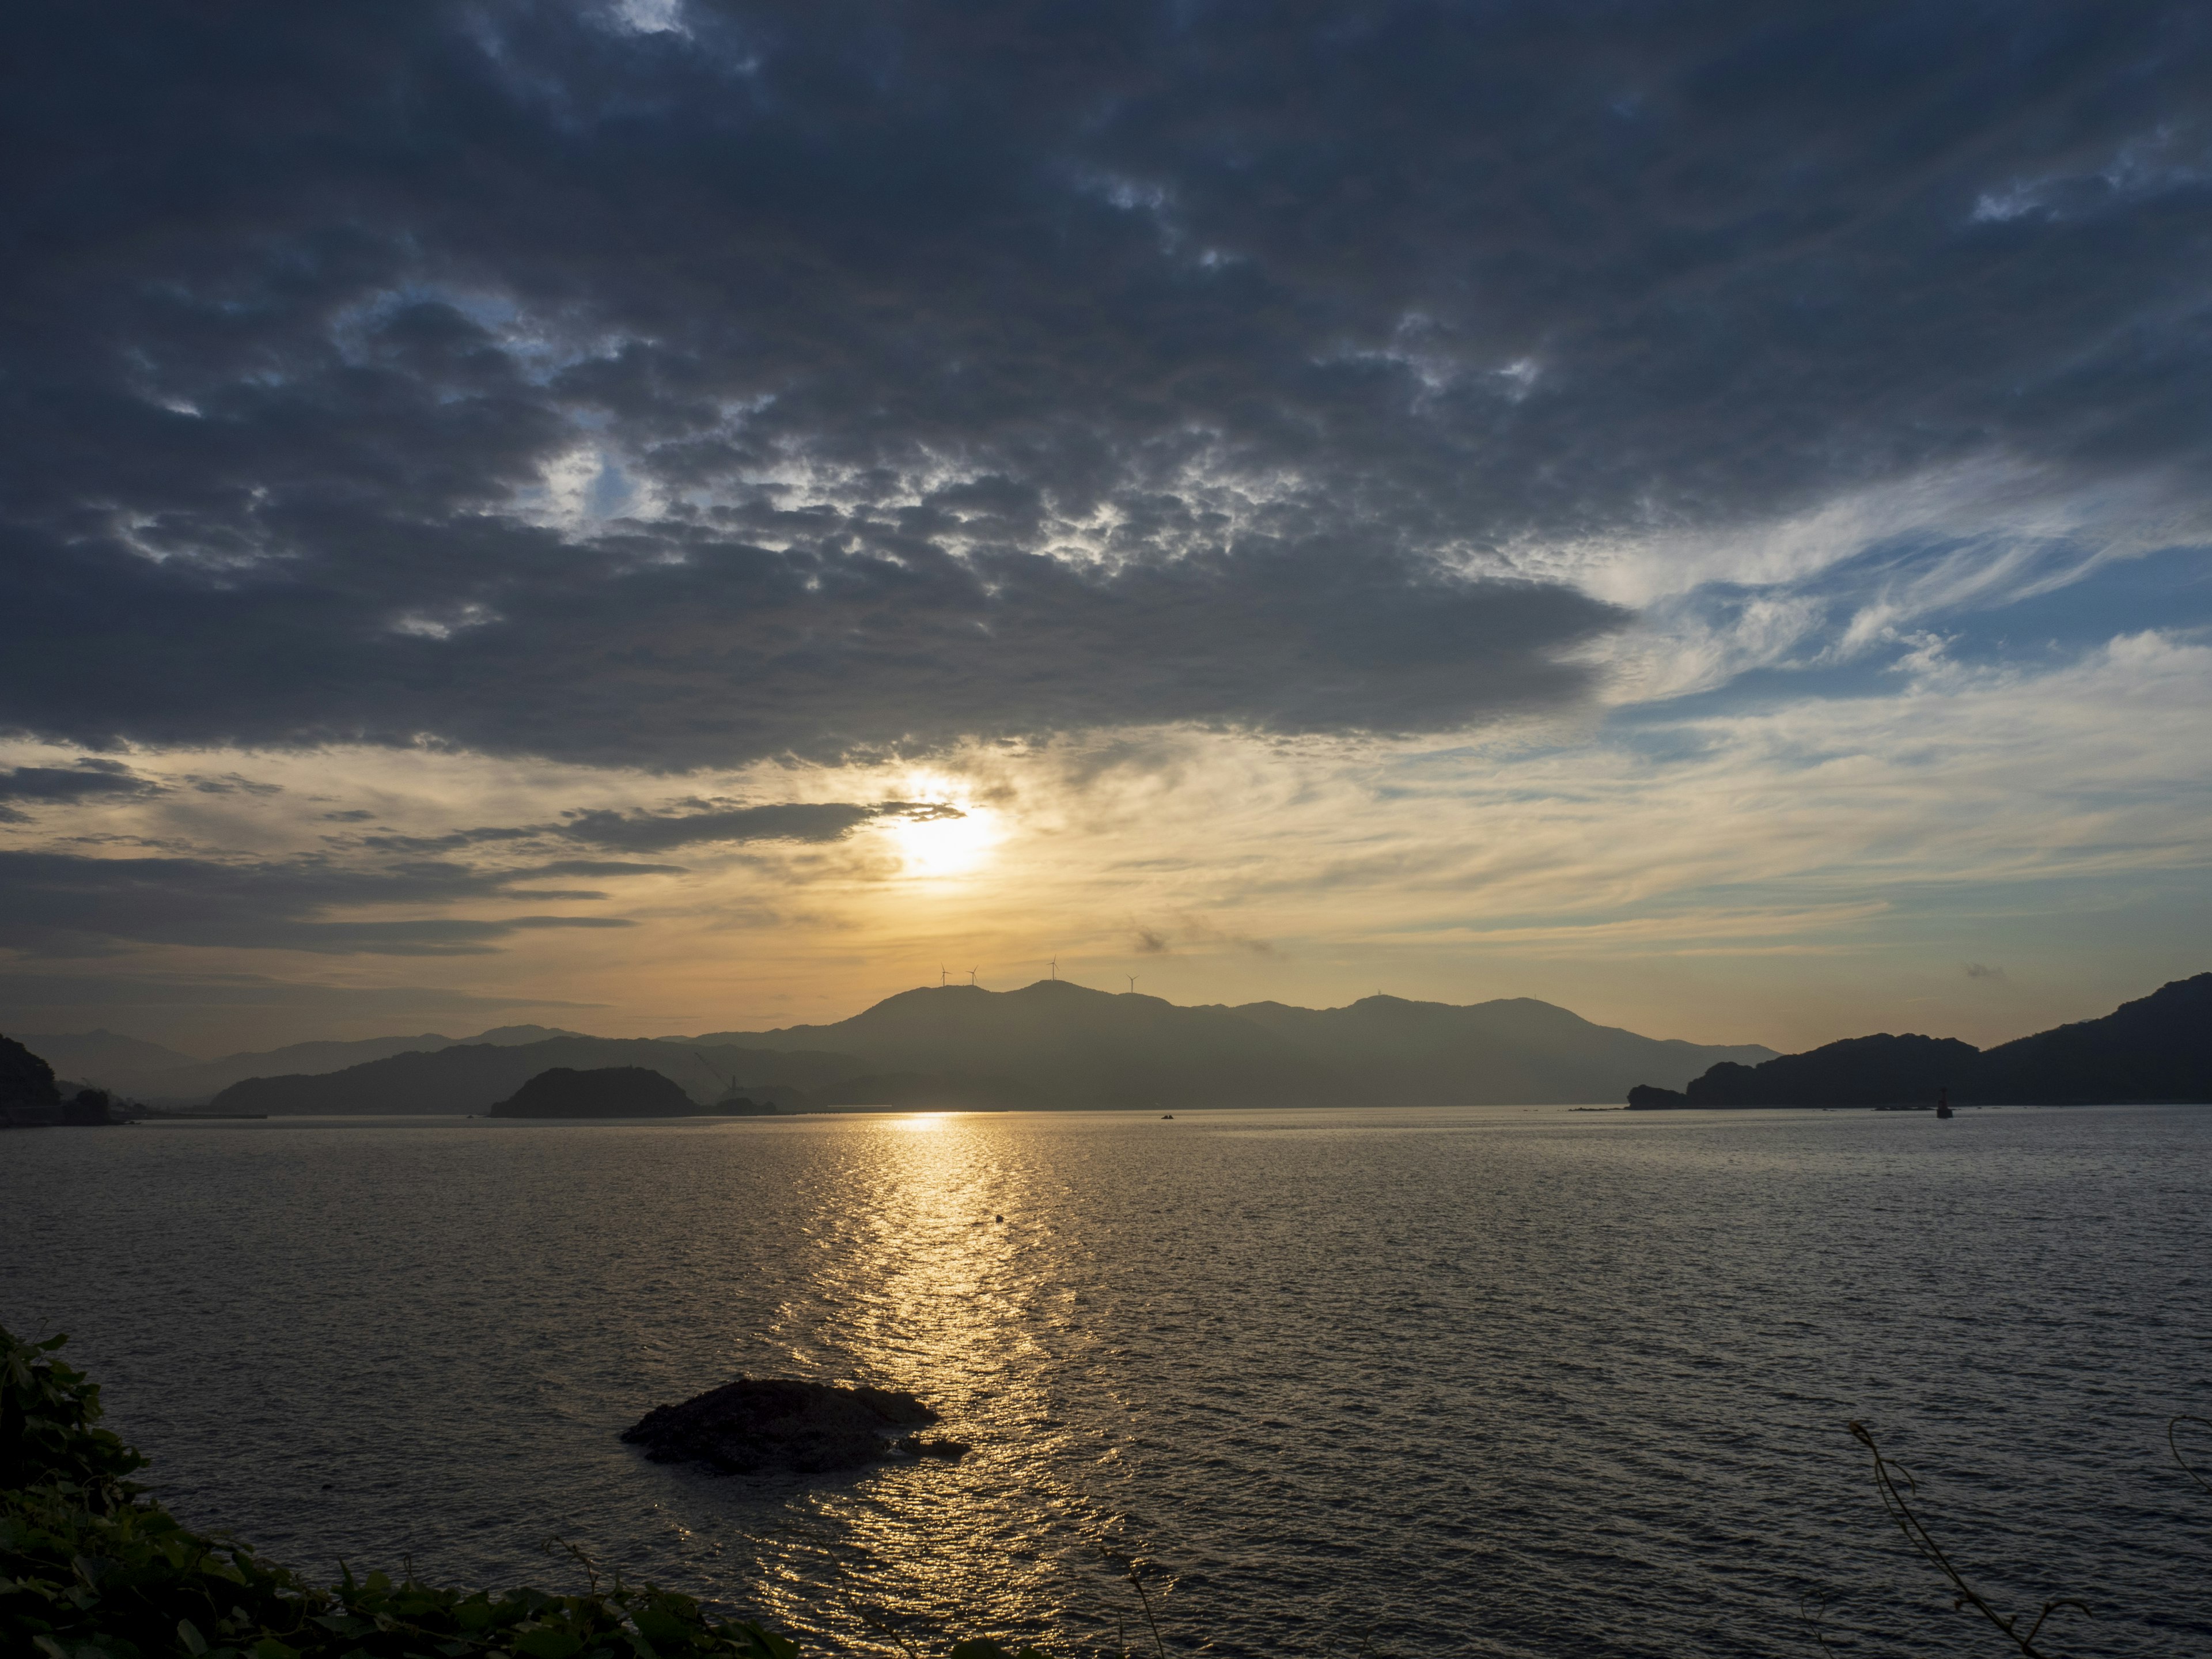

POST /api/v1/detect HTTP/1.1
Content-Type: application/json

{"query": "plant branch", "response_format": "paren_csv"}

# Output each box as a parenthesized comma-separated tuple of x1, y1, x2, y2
(1848, 1422, 2086, 1658)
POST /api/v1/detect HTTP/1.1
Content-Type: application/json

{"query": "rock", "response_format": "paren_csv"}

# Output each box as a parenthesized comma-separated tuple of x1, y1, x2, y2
(487, 1066, 699, 1118)
(622, 1377, 953, 1474)
(901, 1435, 972, 1460)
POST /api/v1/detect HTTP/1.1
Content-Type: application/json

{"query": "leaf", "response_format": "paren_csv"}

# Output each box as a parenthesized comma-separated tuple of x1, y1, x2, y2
(724, 1625, 798, 1659)
(512, 1630, 585, 1659)
(179, 1619, 211, 1656)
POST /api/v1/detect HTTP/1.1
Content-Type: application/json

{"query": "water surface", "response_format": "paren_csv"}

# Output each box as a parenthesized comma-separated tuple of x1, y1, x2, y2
(4, 1105, 2207, 1656)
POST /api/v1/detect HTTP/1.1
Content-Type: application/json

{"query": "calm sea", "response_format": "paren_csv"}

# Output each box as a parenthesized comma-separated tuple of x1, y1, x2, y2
(3, 1106, 2207, 1656)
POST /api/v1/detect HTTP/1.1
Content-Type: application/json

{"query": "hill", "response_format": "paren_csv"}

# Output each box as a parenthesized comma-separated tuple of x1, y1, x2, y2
(1222, 994, 1776, 1105)
(486, 1066, 703, 1118)
(191, 981, 1771, 1115)
(690, 980, 1774, 1108)
(18, 1024, 586, 1103)
(1975, 974, 2212, 1104)
(11, 1030, 199, 1094)
(207, 1037, 860, 1115)
(1627, 973, 2212, 1107)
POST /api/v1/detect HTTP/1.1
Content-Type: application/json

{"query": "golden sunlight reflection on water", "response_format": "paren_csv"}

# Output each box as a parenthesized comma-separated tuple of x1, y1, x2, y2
(9, 1107, 2210, 1657)
(747, 1115, 1119, 1649)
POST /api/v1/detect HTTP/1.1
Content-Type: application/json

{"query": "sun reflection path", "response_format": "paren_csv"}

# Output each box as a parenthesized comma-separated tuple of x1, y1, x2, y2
(749, 1115, 1123, 1653)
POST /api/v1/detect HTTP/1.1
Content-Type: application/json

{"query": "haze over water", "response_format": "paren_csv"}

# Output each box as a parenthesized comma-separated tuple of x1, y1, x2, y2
(7, 1105, 2207, 1657)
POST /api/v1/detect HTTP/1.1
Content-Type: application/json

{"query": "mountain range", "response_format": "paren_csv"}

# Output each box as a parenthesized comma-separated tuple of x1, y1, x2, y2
(1627, 973, 2211, 1107)
(21, 982, 1777, 1113)
(12, 1024, 587, 1103)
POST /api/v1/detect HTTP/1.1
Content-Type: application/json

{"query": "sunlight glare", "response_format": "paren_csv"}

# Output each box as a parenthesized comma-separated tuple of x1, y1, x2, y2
(887, 798, 998, 877)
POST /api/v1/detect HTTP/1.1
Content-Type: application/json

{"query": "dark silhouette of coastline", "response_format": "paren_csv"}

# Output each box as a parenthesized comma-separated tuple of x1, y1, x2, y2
(0, 1033, 123, 1128)
(1626, 972, 2211, 1107)
(154, 980, 1776, 1114)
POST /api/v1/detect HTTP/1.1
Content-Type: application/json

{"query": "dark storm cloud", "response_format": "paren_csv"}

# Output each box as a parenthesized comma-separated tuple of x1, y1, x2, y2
(0, 850, 635, 956)
(557, 799, 960, 850)
(0, 760, 160, 821)
(5, 2, 2210, 766)
(350, 801, 948, 853)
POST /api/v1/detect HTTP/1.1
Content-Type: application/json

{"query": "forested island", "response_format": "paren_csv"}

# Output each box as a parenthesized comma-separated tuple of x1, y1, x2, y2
(487, 1065, 775, 1118)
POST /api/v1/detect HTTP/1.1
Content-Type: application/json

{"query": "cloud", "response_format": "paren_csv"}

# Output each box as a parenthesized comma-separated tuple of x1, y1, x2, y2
(0, 850, 636, 957)
(347, 798, 959, 853)
(0, 969, 605, 1014)
(9, 4, 2205, 770)
(0, 760, 160, 821)
(556, 798, 959, 850)
(1963, 961, 2008, 981)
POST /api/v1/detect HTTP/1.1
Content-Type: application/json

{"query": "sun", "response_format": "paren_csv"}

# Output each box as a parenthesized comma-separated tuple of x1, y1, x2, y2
(885, 799, 999, 877)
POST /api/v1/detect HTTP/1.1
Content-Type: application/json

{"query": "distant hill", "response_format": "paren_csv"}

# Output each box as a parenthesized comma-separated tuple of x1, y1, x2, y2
(18, 1024, 586, 1103)
(487, 1066, 703, 1118)
(690, 980, 1774, 1107)
(13, 1030, 200, 1093)
(207, 1037, 861, 1115)
(1627, 973, 2212, 1107)
(1221, 994, 1777, 1105)
(180, 982, 1773, 1115)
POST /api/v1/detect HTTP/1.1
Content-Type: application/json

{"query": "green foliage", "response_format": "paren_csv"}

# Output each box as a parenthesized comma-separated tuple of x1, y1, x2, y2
(1, 1330, 147, 1499)
(0, 1327, 1041, 1659)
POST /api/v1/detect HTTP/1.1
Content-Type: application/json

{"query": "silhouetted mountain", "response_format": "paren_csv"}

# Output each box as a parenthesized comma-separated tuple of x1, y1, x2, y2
(1975, 974, 2212, 1103)
(1222, 994, 1777, 1104)
(696, 981, 1313, 1108)
(188, 981, 1781, 1115)
(1633, 1033, 1980, 1108)
(1628, 973, 2212, 1107)
(487, 1066, 702, 1118)
(690, 980, 1774, 1107)
(207, 1038, 859, 1115)
(2, 1033, 63, 1109)
(13, 1030, 198, 1093)
(21, 1024, 588, 1103)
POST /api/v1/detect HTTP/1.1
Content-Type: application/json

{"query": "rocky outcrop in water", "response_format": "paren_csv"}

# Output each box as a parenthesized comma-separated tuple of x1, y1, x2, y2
(622, 1377, 969, 1474)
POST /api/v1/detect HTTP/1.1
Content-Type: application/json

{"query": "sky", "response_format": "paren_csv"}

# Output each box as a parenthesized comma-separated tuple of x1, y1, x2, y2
(3, 1, 2211, 1056)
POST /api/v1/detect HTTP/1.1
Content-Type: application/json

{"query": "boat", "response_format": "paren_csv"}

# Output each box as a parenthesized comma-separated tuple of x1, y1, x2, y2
(1160, 1113, 1174, 1119)
(1935, 1088, 1954, 1120)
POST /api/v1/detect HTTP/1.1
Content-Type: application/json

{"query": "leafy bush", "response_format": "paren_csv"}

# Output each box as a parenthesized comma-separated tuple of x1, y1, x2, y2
(1, 1327, 1048, 1659)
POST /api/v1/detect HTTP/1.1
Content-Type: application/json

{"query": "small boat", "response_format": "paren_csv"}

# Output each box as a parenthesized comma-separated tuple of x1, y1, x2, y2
(1160, 1113, 1174, 1119)
(1935, 1088, 1954, 1120)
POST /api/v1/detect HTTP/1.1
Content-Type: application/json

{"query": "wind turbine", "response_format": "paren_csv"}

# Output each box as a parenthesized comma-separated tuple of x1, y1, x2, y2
(968, 967, 979, 986)
(1048, 957, 1058, 980)
(939, 965, 948, 986)
(1126, 975, 1137, 994)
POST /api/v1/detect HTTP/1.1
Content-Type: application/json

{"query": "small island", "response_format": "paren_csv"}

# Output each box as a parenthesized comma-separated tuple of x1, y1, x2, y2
(623, 1376, 970, 1474)
(487, 1065, 769, 1118)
